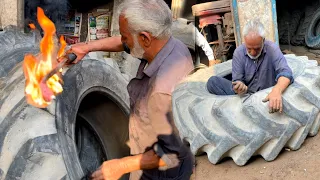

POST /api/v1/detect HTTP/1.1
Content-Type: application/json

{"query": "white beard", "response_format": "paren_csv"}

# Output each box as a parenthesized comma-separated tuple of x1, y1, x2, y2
(131, 34, 145, 59)
(247, 50, 262, 60)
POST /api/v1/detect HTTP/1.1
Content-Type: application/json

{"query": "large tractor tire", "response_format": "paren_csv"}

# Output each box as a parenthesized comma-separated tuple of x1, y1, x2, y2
(172, 54, 320, 166)
(0, 27, 131, 179)
(0, 58, 131, 180)
(306, 7, 320, 49)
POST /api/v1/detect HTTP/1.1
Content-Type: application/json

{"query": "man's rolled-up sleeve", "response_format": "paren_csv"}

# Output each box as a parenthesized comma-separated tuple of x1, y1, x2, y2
(272, 48, 294, 84)
(147, 92, 184, 170)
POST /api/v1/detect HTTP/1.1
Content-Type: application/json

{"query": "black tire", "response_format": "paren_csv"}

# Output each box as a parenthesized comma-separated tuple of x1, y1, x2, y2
(0, 28, 65, 180)
(291, 2, 320, 46)
(278, 11, 289, 42)
(0, 26, 39, 78)
(56, 59, 130, 180)
(0, 59, 131, 180)
(306, 7, 320, 49)
(172, 54, 320, 166)
(0, 61, 67, 180)
(279, 11, 302, 45)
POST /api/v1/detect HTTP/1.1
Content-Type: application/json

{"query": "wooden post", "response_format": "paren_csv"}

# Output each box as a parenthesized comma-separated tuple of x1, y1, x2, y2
(172, 0, 186, 19)
(0, 0, 24, 29)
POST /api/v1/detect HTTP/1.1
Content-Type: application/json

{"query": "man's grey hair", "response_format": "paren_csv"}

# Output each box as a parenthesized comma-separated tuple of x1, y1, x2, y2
(118, 0, 172, 39)
(243, 20, 266, 38)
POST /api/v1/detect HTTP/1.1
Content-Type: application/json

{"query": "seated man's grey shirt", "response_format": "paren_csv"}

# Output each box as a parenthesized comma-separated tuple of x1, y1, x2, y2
(232, 40, 293, 93)
(125, 37, 194, 179)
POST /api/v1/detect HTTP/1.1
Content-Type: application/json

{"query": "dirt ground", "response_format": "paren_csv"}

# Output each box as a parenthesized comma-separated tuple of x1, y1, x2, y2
(194, 46, 320, 180)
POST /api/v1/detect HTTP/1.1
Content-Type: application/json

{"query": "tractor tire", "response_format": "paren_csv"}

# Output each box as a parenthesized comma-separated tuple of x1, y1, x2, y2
(0, 58, 131, 180)
(0, 26, 39, 78)
(0, 27, 131, 179)
(0, 26, 66, 180)
(172, 54, 320, 166)
(291, 2, 320, 46)
(56, 59, 130, 180)
(306, 7, 320, 49)
(0, 63, 68, 180)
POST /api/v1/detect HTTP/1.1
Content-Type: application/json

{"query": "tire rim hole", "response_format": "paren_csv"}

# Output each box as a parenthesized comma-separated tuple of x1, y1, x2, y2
(75, 115, 107, 175)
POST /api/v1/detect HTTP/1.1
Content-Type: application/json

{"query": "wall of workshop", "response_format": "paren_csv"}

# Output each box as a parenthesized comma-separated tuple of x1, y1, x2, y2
(0, 0, 24, 29)
(68, 0, 114, 42)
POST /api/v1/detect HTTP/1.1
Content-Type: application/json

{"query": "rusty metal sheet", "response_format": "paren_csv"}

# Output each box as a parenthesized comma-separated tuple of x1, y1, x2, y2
(232, 0, 279, 46)
(192, 0, 231, 16)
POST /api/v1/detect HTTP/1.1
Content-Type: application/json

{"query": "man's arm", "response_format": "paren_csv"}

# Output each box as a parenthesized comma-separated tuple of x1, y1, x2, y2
(194, 25, 215, 62)
(91, 150, 167, 180)
(263, 46, 293, 113)
(91, 93, 181, 180)
(232, 50, 245, 83)
(274, 76, 291, 93)
(232, 49, 248, 94)
(70, 36, 124, 63)
(83, 36, 124, 52)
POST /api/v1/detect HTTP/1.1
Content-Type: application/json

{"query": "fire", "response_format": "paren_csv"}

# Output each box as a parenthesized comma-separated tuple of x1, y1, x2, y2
(23, 7, 67, 108)
(29, 23, 36, 30)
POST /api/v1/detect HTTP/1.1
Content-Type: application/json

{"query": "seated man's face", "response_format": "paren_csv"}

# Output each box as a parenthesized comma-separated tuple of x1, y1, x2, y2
(244, 34, 264, 60)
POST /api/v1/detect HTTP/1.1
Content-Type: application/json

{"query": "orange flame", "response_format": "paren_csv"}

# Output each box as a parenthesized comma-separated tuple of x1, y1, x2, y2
(29, 23, 36, 30)
(23, 7, 67, 108)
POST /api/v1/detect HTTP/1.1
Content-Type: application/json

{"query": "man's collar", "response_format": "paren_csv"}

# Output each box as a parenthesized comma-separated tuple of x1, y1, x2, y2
(143, 36, 176, 77)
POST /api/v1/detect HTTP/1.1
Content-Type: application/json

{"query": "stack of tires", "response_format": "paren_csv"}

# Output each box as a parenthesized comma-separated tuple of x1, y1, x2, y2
(278, 0, 320, 49)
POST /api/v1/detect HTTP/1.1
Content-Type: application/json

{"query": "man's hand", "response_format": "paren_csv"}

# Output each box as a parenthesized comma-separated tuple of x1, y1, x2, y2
(69, 42, 90, 63)
(262, 87, 282, 113)
(91, 159, 128, 180)
(91, 149, 167, 180)
(232, 81, 248, 95)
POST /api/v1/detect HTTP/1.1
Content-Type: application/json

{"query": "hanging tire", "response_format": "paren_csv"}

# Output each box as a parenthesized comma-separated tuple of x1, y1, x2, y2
(306, 7, 320, 49)
(172, 54, 320, 166)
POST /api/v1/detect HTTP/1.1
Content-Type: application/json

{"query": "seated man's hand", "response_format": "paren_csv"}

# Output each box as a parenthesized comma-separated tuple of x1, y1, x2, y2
(262, 87, 282, 113)
(91, 159, 127, 180)
(232, 81, 248, 95)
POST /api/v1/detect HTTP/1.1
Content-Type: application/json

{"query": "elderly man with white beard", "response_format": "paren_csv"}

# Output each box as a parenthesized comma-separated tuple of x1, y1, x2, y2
(70, 0, 194, 180)
(206, 20, 294, 114)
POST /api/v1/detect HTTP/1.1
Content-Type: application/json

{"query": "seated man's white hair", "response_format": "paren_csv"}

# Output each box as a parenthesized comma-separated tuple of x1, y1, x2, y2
(118, 0, 172, 39)
(243, 20, 266, 38)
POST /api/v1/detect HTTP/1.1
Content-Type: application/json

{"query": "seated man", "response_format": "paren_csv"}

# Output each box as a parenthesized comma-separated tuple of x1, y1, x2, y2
(206, 20, 293, 113)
